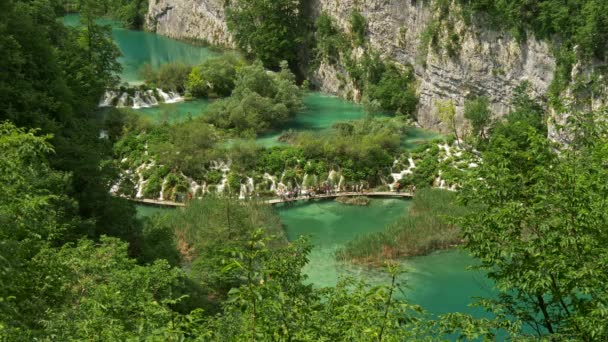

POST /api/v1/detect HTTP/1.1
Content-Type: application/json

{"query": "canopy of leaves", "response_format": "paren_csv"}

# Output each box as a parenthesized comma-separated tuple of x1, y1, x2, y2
(458, 108, 608, 339)
(226, 0, 306, 71)
(204, 61, 303, 134)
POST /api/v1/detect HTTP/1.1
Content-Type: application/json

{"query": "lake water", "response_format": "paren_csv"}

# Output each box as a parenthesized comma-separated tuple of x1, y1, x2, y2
(84, 14, 488, 321)
(62, 14, 220, 84)
(275, 198, 493, 317)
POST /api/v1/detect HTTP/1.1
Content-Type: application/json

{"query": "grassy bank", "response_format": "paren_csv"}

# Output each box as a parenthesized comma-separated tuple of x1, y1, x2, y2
(335, 188, 467, 265)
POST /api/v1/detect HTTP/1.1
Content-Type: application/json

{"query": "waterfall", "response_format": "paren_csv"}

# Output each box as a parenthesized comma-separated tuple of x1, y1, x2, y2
(132, 91, 151, 109)
(159, 178, 168, 201)
(100, 88, 180, 109)
(144, 90, 159, 106)
(156, 88, 183, 104)
(217, 174, 228, 194)
(117, 92, 130, 107)
(264, 173, 277, 191)
(238, 178, 254, 199)
(99, 90, 119, 107)
(239, 184, 247, 199)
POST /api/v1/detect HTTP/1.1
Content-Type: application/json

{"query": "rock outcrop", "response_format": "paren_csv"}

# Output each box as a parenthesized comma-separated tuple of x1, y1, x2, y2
(307, 0, 555, 132)
(146, 0, 557, 132)
(146, 0, 234, 47)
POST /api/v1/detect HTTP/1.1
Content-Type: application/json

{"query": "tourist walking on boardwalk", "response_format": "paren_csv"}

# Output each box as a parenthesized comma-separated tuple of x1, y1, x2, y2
(396, 181, 401, 194)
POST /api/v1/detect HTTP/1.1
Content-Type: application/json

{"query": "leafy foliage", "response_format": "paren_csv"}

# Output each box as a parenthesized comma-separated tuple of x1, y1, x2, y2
(458, 108, 608, 339)
(204, 61, 303, 134)
(226, 0, 306, 71)
(139, 62, 192, 93)
(186, 55, 242, 98)
(464, 96, 491, 139)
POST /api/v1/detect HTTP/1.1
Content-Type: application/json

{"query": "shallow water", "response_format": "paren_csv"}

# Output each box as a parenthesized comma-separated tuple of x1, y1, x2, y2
(137, 98, 212, 123)
(62, 14, 219, 84)
(276, 198, 493, 317)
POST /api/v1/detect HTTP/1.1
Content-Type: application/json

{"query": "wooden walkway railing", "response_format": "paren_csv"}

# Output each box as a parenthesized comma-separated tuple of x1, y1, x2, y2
(130, 191, 413, 208)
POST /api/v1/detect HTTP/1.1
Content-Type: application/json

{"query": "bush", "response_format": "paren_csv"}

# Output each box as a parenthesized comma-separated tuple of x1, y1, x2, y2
(144, 174, 163, 199)
(205, 170, 223, 185)
(349, 10, 367, 46)
(367, 63, 418, 117)
(140, 62, 192, 92)
(204, 61, 302, 134)
(186, 56, 241, 98)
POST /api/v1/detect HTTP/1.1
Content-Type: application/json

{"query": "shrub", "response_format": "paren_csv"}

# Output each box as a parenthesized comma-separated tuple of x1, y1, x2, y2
(349, 10, 367, 46)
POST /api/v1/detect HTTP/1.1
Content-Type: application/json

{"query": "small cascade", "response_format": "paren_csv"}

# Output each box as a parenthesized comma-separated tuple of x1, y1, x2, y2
(157, 88, 183, 103)
(99, 88, 179, 109)
(132, 91, 151, 109)
(116, 92, 130, 107)
(99, 90, 119, 107)
(264, 173, 277, 191)
(217, 174, 228, 194)
(327, 170, 340, 186)
(184, 174, 202, 197)
(238, 178, 255, 199)
(144, 90, 159, 106)
(159, 178, 168, 201)
(239, 184, 247, 200)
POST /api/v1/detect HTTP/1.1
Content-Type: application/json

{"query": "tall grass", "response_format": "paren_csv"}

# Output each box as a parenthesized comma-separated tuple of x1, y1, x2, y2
(157, 196, 286, 262)
(335, 188, 467, 265)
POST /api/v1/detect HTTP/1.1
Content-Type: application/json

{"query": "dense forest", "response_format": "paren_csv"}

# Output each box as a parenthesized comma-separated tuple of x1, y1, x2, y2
(1, 0, 608, 340)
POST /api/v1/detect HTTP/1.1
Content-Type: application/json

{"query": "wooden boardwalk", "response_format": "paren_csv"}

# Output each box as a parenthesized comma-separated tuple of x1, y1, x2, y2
(131, 192, 413, 208)
(265, 191, 413, 205)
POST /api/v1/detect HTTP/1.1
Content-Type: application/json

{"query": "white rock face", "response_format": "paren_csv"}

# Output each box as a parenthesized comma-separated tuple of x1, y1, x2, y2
(146, 0, 556, 131)
(307, 0, 556, 132)
(146, 0, 234, 47)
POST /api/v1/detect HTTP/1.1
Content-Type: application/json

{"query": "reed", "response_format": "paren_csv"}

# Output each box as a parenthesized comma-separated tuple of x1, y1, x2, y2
(335, 188, 466, 265)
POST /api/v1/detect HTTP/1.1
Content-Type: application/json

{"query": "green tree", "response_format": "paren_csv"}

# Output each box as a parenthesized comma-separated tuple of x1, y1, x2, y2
(226, 0, 306, 70)
(458, 108, 608, 339)
(436, 99, 460, 144)
(349, 10, 367, 46)
(187, 56, 241, 98)
(463, 96, 491, 139)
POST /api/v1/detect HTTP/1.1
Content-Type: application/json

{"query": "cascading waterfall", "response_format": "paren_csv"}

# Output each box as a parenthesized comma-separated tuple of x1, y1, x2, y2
(239, 177, 255, 199)
(156, 88, 184, 104)
(144, 90, 159, 106)
(116, 92, 130, 107)
(263, 173, 277, 191)
(99, 88, 181, 109)
(99, 90, 119, 107)
(132, 91, 150, 109)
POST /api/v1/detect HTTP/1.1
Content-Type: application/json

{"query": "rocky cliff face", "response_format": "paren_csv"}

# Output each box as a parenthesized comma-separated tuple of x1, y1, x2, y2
(147, 0, 557, 132)
(146, 0, 234, 47)
(308, 0, 556, 132)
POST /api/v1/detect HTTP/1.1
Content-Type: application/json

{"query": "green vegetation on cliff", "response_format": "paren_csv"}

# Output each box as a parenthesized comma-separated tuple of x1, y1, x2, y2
(226, 0, 306, 71)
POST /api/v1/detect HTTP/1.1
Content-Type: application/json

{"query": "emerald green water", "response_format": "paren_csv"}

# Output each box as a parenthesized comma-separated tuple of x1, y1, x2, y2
(135, 204, 170, 218)
(62, 14, 219, 83)
(276, 199, 493, 317)
(134, 199, 493, 317)
(62, 16, 442, 144)
(138, 99, 212, 123)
